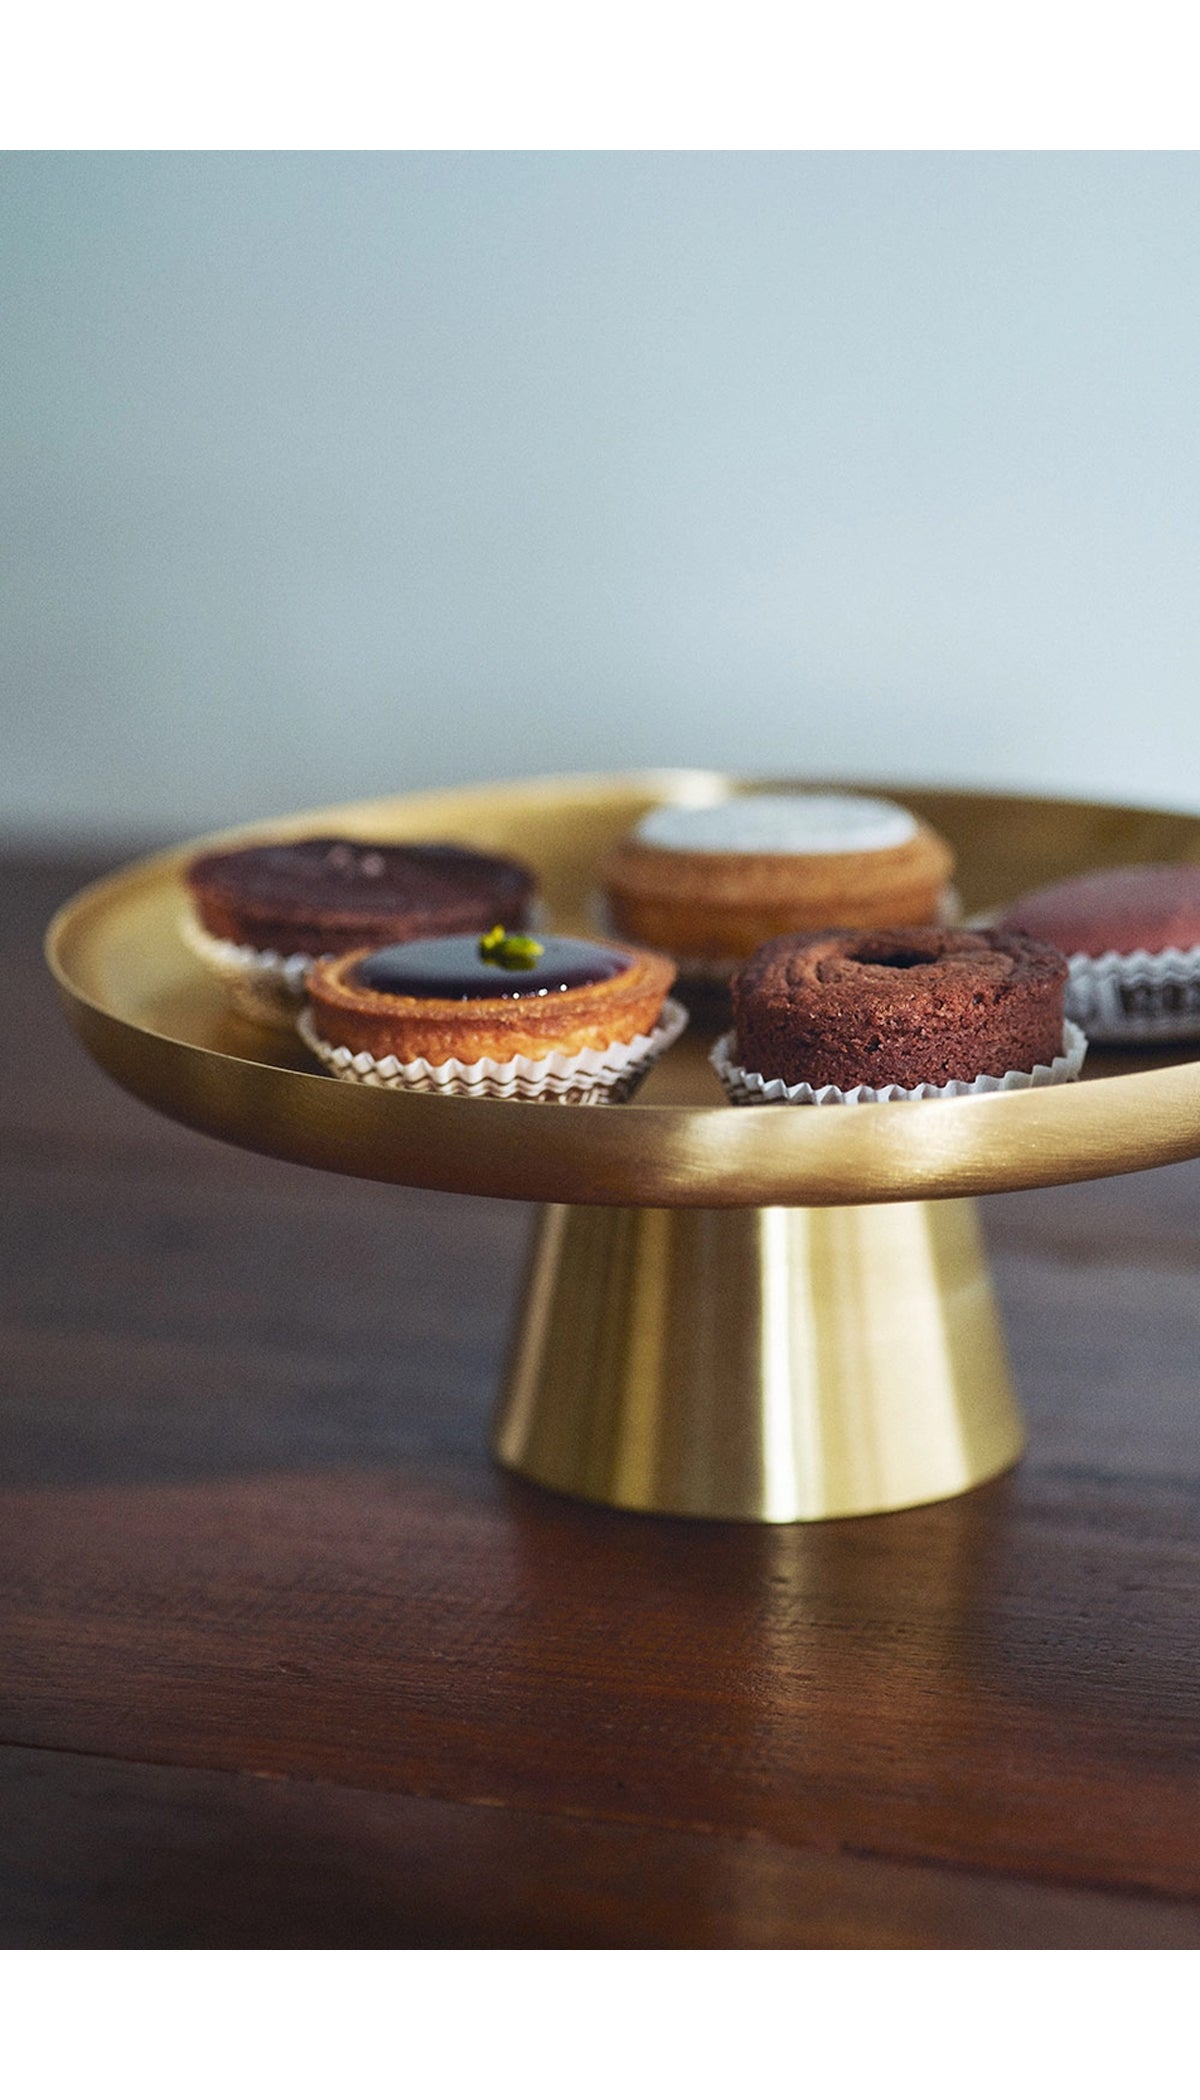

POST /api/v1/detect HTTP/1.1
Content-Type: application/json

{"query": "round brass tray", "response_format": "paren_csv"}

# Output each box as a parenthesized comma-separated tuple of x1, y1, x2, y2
(45, 769, 1200, 1209)
(46, 771, 1200, 1523)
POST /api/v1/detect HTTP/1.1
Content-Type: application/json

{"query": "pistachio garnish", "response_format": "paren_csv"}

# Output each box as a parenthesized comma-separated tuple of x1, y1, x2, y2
(479, 924, 545, 971)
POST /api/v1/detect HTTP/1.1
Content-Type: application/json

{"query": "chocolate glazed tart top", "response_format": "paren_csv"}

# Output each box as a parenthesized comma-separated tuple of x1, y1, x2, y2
(732, 926, 1068, 1091)
(354, 934, 628, 1001)
(186, 836, 536, 954)
(306, 936, 678, 1067)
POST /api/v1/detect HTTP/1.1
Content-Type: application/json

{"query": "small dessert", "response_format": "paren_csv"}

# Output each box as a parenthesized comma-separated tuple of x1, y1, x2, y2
(301, 927, 684, 1103)
(188, 836, 536, 957)
(600, 793, 956, 976)
(995, 866, 1200, 1040)
(713, 925, 1081, 1103)
(183, 836, 537, 1027)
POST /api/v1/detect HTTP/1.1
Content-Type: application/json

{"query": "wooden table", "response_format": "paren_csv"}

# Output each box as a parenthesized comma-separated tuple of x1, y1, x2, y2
(4, 848, 1200, 1948)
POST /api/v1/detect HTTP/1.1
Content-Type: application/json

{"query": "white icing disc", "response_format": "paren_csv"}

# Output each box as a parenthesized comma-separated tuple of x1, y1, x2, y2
(634, 794, 918, 856)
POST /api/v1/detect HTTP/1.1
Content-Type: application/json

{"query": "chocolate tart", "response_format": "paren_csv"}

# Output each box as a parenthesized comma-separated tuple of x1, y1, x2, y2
(186, 836, 536, 957)
(306, 933, 677, 1069)
(601, 794, 956, 969)
(730, 926, 1068, 1093)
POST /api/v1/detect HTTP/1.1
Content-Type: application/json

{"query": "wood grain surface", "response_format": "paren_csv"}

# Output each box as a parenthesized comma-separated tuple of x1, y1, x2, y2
(4, 850, 1200, 1948)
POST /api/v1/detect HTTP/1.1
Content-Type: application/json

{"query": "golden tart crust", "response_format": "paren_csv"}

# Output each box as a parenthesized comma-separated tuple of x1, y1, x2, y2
(602, 824, 955, 962)
(306, 940, 676, 1065)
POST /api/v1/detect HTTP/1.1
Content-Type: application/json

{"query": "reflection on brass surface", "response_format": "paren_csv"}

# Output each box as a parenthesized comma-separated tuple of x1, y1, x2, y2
(495, 1199, 1023, 1521)
(44, 770, 1200, 1521)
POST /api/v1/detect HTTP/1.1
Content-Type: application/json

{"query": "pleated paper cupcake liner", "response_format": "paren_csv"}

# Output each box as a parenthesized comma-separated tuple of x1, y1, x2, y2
(1063, 945, 1200, 1044)
(180, 911, 317, 1028)
(297, 997, 690, 1104)
(709, 1018, 1087, 1106)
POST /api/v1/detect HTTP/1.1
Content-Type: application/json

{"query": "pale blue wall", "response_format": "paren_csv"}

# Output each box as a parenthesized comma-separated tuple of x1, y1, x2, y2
(4, 152, 1199, 837)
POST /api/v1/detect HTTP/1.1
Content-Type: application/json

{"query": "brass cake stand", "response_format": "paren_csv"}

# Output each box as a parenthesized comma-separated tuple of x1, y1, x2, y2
(47, 771, 1200, 1523)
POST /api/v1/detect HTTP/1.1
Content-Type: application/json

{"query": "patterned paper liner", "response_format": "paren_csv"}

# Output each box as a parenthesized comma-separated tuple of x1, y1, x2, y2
(180, 911, 318, 1028)
(1062, 945, 1200, 1044)
(709, 1019, 1087, 1106)
(296, 997, 691, 1105)
(591, 887, 962, 986)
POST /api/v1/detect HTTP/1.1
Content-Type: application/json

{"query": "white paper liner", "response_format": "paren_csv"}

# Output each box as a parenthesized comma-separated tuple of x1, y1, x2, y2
(1062, 945, 1200, 1044)
(709, 1019, 1087, 1106)
(591, 887, 962, 986)
(180, 910, 319, 1027)
(297, 996, 690, 1104)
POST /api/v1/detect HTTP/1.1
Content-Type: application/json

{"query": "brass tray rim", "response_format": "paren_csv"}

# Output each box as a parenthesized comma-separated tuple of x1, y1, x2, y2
(46, 768, 1200, 1209)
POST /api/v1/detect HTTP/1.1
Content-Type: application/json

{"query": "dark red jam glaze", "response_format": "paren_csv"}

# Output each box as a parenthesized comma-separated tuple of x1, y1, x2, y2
(996, 864, 1200, 959)
(353, 935, 631, 1002)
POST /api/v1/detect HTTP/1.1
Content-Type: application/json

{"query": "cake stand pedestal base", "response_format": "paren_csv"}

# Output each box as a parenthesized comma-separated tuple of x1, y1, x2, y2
(494, 1197, 1024, 1522)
